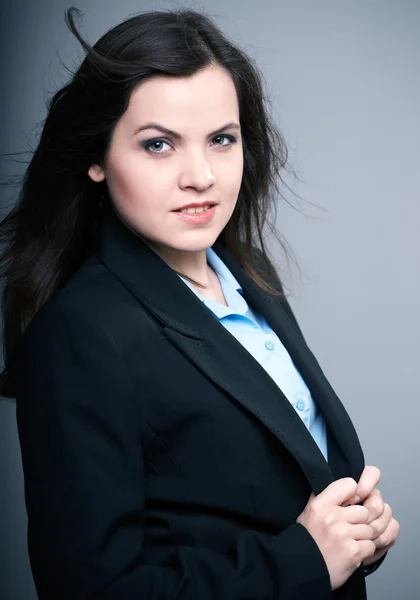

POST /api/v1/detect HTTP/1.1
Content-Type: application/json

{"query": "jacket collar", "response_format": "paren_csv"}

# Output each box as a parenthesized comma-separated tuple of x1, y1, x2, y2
(96, 203, 364, 494)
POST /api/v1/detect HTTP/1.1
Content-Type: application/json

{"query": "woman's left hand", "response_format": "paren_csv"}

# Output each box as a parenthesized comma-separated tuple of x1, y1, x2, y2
(345, 466, 400, 568)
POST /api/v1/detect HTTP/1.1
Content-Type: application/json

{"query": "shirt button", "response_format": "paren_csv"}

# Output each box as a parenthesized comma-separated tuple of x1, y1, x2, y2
(296, 400, 306, 411)
(265, 340, 275, 351)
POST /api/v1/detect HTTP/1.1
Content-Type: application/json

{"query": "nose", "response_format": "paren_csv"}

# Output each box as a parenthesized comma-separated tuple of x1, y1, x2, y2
(178, 152, 216, 191)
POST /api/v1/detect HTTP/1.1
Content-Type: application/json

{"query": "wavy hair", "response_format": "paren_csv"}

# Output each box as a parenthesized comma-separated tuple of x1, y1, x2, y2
(0, 7, 296, 398)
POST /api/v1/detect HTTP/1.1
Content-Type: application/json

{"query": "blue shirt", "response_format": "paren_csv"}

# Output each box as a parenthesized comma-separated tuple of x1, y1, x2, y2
(177, 247, 328, 461)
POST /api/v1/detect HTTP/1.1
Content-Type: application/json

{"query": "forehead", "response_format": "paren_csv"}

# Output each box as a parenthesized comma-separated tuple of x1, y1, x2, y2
(123, 65, 240, 131)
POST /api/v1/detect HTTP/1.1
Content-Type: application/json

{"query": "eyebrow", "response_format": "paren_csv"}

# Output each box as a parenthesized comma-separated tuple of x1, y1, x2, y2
(132, 121, 241, 139)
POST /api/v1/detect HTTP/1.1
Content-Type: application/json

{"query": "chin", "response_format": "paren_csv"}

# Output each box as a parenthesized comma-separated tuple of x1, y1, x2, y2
(174, 232, 221, 252)
(149, 226, 219, 252)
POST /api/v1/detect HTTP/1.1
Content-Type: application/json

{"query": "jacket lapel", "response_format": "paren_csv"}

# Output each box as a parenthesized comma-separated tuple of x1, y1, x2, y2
(97, 205, 363, 494)
(213, 243, 365, 483)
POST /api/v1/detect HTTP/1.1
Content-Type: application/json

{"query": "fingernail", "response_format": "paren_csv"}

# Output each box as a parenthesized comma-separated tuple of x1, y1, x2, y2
(354, 495, 361, 504)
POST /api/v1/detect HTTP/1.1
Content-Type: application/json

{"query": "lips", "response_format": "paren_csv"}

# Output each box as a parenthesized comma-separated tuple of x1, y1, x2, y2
(176, 205, 214, 214)
(173, 202, 217, 213)
(172, 204, 217, 224)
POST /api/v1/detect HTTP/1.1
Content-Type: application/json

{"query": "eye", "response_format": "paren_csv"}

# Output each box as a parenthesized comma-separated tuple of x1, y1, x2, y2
(211, 134, 237, 147)
(142, 139, 172, 154)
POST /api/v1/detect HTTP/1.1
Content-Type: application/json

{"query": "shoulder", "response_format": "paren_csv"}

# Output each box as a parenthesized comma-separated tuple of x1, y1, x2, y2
(20, 254, 153, 359)
(248, 245, 306, 337)
(250, 246, 284, 290)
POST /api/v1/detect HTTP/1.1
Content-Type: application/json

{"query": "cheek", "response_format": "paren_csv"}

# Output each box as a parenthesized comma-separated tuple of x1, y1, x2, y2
(106, 159, 173, 210)
(218, 152, 243, 195)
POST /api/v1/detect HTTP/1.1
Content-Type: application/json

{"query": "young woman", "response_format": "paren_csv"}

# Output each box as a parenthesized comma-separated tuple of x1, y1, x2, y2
(1, 8, 399, 599)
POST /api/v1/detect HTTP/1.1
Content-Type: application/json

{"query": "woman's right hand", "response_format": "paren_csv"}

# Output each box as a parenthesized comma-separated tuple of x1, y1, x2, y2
(296, 478, 376, 591)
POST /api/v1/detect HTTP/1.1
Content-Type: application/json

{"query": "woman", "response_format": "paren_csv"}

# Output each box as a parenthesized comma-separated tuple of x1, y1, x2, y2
(1, 7, 399, 599)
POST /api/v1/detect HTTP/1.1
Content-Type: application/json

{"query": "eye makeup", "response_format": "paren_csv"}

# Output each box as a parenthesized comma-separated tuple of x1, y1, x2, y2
(140, 134, 238, 155)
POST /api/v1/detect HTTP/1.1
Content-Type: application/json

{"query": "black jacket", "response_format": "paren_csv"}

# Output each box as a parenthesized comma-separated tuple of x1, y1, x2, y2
(16, 204, 381, 599)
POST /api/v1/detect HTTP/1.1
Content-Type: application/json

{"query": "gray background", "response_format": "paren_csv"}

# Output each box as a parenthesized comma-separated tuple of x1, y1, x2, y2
(1, 0, 418, 598)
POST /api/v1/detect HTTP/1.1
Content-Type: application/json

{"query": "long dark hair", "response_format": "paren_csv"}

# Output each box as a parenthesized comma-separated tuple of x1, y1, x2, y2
(0, 7, 296, 399)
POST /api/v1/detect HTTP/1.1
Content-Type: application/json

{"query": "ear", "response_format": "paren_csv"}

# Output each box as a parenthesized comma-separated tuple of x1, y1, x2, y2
(88, 164, 106, 182)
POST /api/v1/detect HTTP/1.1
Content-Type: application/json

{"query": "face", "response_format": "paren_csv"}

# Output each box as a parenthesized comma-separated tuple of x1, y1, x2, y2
(88, 64, 244, 255)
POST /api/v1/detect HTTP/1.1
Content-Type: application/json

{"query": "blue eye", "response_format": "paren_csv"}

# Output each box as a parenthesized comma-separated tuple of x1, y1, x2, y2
(212, 134, 237, 146)
(142, 139, 172, 153)
(141, 134, 237, 154)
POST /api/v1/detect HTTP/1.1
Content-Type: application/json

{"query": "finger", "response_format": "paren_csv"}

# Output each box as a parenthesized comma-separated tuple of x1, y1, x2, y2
(364, 489, 385, 524)
(341, 504, 370, 524)
(373, 517, 400, 549)
(354, 466, 381, 503)
(357, 539, 377, 563)
(348, 523, 375, 541)
(316, 478, 358, 507)
(363, 545, 388, 568)
(370, 503, 392, 539)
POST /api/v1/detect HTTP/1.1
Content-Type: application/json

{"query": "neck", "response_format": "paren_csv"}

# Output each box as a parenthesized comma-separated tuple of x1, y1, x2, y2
(147, 243, 212, 287)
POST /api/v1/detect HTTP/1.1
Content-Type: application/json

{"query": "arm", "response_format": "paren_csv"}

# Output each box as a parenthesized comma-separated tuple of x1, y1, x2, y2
(16, 308, 332, 600)
(252, 248, 389, 581)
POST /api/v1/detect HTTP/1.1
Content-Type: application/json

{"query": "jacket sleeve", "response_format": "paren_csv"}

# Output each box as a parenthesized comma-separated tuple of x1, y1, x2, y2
(364, 552, 387, 577)
(15, 307, 332, 600)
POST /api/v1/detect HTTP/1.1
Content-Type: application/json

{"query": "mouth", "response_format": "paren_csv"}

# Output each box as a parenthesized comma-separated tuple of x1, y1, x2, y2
(172, 204, 217, 224)
(172, 200, 217, 212)
(173, 204, 215, 214)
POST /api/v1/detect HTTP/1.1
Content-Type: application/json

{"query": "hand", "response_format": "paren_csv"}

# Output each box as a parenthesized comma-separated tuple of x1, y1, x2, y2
(347, 466, 400, 568)
(297, 478, 376, 591)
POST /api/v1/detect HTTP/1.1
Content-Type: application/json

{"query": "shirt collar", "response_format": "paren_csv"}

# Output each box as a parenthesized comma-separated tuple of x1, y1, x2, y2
(178, 247, 249, 319)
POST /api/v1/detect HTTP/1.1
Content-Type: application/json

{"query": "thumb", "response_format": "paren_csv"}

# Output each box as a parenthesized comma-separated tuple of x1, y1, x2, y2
(344, 466, 381, 506)
(355, 466, 381, 502)
(317, 477, 359, 507)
